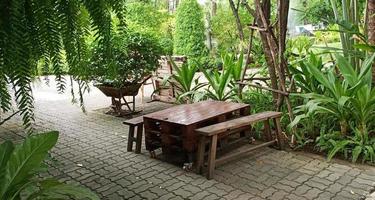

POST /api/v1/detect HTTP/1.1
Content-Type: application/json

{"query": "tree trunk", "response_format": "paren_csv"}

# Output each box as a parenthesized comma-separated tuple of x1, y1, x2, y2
(228, 0, 245, 41)
(211, 0, 217, 16)
(368, 0, 375, 83)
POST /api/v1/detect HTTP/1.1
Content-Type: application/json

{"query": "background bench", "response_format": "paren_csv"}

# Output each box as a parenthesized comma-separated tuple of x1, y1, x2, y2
(123, 116, 144, 154)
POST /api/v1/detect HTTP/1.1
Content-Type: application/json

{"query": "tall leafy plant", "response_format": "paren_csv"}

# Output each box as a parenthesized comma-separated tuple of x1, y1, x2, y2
(0, 131, 99, 199)
(168, 58, 206, 103)
(0, 0, 125, 129)
(201, 53, 242, 101)
(174, 0, 207, 57)
(202, 66, 235, 101)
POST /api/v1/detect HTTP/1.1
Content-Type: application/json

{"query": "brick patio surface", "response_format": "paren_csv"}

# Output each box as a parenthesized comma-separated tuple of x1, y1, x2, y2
(1, 79, 375, 200)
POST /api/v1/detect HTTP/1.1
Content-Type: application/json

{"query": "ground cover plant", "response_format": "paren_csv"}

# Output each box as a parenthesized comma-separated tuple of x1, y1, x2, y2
(0, 132, 99, 199)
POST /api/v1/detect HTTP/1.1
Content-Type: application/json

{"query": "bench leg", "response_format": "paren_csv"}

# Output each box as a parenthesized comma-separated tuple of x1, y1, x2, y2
(207, 135, 218, 180)
(274, 118, 285, 150)
(263, 119, 272, 141)
(135, 125, 143, 154)
(127, 126, 135, 152)
(196, 135, 206, 174)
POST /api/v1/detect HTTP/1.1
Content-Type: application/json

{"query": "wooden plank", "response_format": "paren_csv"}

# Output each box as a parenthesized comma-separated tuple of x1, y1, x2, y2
(123, 116, 144, 126)
(215, 140, 277, 166)
(196, 111, 282, 136)
(144, 101, 249, 125)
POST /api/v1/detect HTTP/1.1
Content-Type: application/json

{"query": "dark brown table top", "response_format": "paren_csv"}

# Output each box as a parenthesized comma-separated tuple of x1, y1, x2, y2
(143, 101, 249, 125)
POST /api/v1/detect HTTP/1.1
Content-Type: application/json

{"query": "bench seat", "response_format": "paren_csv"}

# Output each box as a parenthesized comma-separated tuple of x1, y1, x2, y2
(195, 111, 285, 179)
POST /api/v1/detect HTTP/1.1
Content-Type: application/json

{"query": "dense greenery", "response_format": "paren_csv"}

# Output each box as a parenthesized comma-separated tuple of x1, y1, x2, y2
(90, 30, 163, 87)
(0, 132, 99, 199)
(211, 4, 251, 53)
(173, 0, 207, 57)
(126, 2, 174, 54)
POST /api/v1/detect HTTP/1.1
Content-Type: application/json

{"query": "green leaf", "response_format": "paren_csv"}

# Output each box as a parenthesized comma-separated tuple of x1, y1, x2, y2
(0, 141, 14, 171)
(327, 140, 351, 161)
(0, 141, 14, 187)
(0, 131, 59, 199)
(335, 54, 357, 87)
(353, 44, 375, 52)
(351, 145, 362, 163)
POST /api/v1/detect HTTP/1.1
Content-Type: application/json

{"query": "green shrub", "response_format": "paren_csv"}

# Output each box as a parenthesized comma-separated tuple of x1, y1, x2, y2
(90, 30, 163, 87)
(173, 0, 207, 57)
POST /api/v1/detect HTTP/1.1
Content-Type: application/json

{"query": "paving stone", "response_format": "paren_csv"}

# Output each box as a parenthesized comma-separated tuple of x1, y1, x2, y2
(172, 188, 193, 198)
(268, 190, 288, 200)
(259, 187, 277, 198)
(316, 191, 336, 200)
(273, 183, 294, 192)
(236, 193, 255, 200)
(305, 180, 328, 190)
(336, 175, 355, 185)
(326, 182, 344, 194)
(140, 190, 159, 200)
(284, 193, 307, 200)
(189, 190, 211, 200)
(293, 185, 312, 196)
(204, 193, 221, 200)
(302, 188, 322, 199)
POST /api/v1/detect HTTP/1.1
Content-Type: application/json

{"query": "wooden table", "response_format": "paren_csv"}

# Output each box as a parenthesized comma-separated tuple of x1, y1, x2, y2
(143, 101, 250, 164)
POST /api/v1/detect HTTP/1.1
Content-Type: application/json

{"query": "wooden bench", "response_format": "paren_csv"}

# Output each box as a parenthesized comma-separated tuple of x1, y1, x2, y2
(123, 116, 144, 154)
(195, 111, 285, 179)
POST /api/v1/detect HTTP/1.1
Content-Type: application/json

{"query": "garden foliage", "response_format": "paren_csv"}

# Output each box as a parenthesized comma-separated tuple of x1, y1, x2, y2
(173, 0, 207, 58)
(90, 30, 163, 87)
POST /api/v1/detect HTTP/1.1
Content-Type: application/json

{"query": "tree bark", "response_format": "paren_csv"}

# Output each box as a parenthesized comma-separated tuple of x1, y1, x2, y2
(368, 0, 375, 83)
(228, 0, 245, 41)
(211, 0, 217, 16)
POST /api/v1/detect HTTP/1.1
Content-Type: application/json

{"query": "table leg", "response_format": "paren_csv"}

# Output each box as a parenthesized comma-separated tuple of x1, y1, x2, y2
(240, 106, 251, 138)
(263, 119, 272, 142)
(135, 125, 143, 154)
(196, 135, 206, 174)
(240, 106, 251, 116)
(127, 126, 135, 152)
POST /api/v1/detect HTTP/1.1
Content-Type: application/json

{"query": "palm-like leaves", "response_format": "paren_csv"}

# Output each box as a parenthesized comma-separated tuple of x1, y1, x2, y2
(168, 58, 205, 103)
(201, 52, 244, 101)
(202, 66, 234, 101)
(291, 53, 375, 133)
(0, 131, 99, 200)
(290, 53, 375, 162)
(0, 0, 125, 129)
